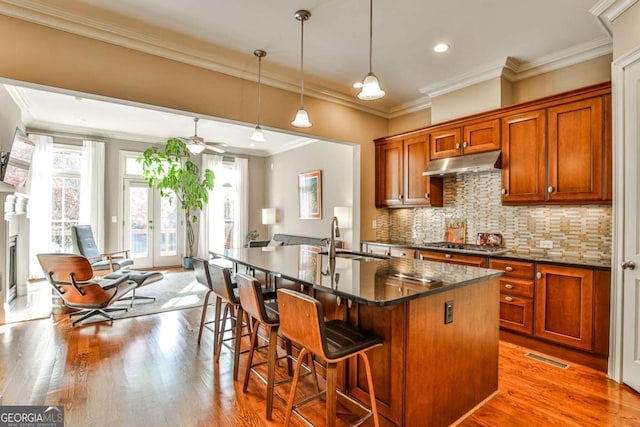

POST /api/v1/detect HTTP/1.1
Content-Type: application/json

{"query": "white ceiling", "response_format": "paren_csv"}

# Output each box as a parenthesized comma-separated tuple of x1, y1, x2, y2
(0, 0, 612, 153)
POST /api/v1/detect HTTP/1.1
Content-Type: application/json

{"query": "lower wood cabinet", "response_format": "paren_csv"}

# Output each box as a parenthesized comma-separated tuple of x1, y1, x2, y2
(490, 259, 535, 335)
(418, 250, 487, 267)
(535, 264, 594, 351)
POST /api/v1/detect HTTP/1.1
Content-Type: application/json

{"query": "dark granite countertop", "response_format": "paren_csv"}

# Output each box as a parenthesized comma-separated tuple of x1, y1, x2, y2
(362, 240, 611, 270)
(212, 245, 503, 307)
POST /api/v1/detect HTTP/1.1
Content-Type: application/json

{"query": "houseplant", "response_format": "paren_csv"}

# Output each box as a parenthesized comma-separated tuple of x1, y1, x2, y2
(139, 138, 215, 269)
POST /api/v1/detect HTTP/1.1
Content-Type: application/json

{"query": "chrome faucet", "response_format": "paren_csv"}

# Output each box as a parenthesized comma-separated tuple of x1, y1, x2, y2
(328, 215, 341, 259)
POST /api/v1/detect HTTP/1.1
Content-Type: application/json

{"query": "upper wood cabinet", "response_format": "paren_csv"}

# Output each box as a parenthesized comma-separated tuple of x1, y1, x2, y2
(375, 133, 443, 208)
(430, 118, 500, 159)
(502, 93, 611, 205)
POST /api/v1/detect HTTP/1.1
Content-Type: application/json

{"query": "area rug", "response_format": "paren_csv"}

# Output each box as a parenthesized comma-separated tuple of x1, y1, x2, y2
(84, 270, 207, 324)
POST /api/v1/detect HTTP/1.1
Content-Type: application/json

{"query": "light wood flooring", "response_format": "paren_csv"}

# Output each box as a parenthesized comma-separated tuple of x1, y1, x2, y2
(1, 305, 639, 426)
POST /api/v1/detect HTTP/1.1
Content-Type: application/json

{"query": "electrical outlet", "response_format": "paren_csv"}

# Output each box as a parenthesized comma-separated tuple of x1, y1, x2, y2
(444, 301, 454, 324)
(111, 216, 118, 224)
(539, 240, 554, 249)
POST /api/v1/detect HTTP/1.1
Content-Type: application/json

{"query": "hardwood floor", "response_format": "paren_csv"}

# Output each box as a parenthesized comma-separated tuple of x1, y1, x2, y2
(1, 307, 638, 426)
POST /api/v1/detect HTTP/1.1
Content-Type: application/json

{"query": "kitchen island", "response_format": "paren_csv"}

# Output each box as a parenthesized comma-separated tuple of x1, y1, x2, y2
(212, 245, 503, 426)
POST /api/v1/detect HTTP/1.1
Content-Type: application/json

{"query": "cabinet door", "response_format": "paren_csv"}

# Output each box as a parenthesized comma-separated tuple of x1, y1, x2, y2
(430, 127, 462, 159)
(535, 264, 594, 351)
(501, 110, 547, 204)
(500, 294, 534, 335)
(603, 94, 612, 202)
(376, 140, 403, 207)
(463, 119, 501, 155)
(404, 135, 431, 206)
(548, 97, 604, 202)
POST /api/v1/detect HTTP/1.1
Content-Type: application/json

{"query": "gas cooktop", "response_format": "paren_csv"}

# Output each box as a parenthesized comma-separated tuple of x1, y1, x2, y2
(422, 242, 509, 255)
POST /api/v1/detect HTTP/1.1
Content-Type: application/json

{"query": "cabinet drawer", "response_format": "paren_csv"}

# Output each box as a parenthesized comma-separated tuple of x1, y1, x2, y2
(419, 250, 487, 267)
(390, 248, 416, 258)
(490, 259, 534, 279)
(365, 244, 390, 256)
(499, 277, 534, 298)
(500, 294, 534, 335)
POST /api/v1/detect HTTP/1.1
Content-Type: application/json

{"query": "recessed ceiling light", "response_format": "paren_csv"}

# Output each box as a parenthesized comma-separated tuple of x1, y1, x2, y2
(353, 82, 363, 89)
(434, 43, 449, 53)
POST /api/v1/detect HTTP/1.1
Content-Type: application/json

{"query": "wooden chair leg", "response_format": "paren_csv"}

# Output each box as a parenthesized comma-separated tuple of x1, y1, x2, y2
(308, 352, 320, 393)
(215, 303, 229, 364)
(360, 352, 380, 427)
(213, 296, 223, 356)
(197, 290, 213, 345)
(243, 318, 260, 393)
(285, 348, 309, 427)
(232, 306, 244, 380)
(325, 362, 338, 427)
(266, 325, 278, 420)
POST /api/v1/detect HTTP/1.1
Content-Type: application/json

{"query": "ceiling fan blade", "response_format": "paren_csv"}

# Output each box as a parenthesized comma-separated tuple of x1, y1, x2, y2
(204, 144, 225, 154)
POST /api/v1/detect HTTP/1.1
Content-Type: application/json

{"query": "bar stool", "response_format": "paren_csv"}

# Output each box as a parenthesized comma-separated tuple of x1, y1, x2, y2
(276, 288, 383, 427)
(193, 257, 250, 380)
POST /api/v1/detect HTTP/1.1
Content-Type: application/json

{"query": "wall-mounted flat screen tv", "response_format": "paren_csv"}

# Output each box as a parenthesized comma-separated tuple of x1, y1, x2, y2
(0, 129, 35, 187)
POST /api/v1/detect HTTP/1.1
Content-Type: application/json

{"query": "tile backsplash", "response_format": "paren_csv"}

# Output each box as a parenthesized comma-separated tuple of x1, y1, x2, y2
(375, 170, 612, 261)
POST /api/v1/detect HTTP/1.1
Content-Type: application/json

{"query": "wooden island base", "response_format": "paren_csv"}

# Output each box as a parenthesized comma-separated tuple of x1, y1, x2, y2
(346, 277, 500, 426)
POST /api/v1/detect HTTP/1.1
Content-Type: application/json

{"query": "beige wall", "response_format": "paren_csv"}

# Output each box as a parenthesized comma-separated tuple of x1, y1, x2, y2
(0, 14, 387, 240)
(431, 77, 503, 124)
(388, 108, 432, 136)
(613, 2, 640, 60)
(266, 140, 355, 248)
(511, 55, 612, 103)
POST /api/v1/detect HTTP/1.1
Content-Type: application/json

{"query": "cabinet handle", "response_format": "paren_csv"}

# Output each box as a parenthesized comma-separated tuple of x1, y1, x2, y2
(622, 261, 637, 270)
(505, 266, 513, 272)
(504, 296, 514, 302)
(445, 254, 452, 258)
(505, 284, 513, 289)
(548, 186, 554, 193)
(425, 193, 430, 199)
(463, 141, 468, 148)
(398, 194, 404, 200)
(398, 252, 406, 256)
(536, 272, 542, 279)
(456, 143, 460, 149)
(501, 188, 507, 195)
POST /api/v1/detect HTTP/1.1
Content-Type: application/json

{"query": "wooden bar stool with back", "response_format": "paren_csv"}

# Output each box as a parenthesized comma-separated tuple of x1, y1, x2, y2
(276, 288, 383, 427)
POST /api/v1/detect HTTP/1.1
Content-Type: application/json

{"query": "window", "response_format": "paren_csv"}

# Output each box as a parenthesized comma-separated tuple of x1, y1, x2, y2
(51, 146, 82, 252)
(222, 162, 237, 249)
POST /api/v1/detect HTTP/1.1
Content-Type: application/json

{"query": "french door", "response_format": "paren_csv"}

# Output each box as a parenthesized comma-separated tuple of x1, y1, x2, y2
(124, 179, 182, 268)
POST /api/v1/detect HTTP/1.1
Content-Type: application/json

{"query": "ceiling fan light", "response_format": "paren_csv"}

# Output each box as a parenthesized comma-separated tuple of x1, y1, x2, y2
(186, 143, 206, 154)
(357, 72, 386, 101)
(291, 107, 312, 128)
(250, 125, 266, 142)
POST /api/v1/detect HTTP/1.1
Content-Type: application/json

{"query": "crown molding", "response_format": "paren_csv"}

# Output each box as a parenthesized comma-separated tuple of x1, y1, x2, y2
(590, 0, 639, 36)
(418, 59, 508, 98)
(0, 0, 390, 119)
(388, 96, 432, 119)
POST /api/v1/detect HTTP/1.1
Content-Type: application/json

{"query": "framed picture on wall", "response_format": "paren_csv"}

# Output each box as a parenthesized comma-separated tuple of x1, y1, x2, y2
(298, 170, 322, 219)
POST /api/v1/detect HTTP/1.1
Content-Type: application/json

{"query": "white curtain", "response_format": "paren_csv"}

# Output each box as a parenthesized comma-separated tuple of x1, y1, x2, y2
(233, 157, 249, 249)
(79, 140, 105, 250)
(197, 154, 224, 257)
(26, 133, 53, 278)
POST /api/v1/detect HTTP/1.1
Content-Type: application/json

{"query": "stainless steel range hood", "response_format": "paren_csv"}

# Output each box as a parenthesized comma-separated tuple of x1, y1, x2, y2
(423, 150, 502, 176)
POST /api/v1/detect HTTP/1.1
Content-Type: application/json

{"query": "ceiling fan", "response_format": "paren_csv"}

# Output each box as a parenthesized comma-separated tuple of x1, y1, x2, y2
(180, 117, 227, 154)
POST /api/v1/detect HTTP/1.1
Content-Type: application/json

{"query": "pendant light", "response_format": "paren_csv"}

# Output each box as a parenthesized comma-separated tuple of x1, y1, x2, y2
(357, 0, 385, 100)
(251, 49, 267, 143)
(291, 9, 312, 128)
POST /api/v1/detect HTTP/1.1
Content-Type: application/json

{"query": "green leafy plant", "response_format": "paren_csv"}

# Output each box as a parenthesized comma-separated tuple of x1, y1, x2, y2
(246, 230, 259, 242)
(138, 138, 215, 259)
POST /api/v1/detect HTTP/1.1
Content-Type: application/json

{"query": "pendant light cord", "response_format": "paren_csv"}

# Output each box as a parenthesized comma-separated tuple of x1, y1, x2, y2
(257, 55, 262, 125)
(369, 0, 373, 73)
(299, 17, 305, 108)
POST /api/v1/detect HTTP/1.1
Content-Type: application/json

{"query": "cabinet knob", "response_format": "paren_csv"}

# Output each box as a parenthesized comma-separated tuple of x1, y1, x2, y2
(445, 254, 452, 258)
(398, 194, 403, 200)
(425, 193, 430, 199)
(548, 186, 554, 193)
(463, 141, 468, 148)
(505, 266, 513, 272)
(504, 296, 514, 302)
(505, 283, 513, 289)
(501, 188, 507, 195)
(456, 143, 460, 149)
(536, 272, 542, 279)
(622, 261, 636, 270)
